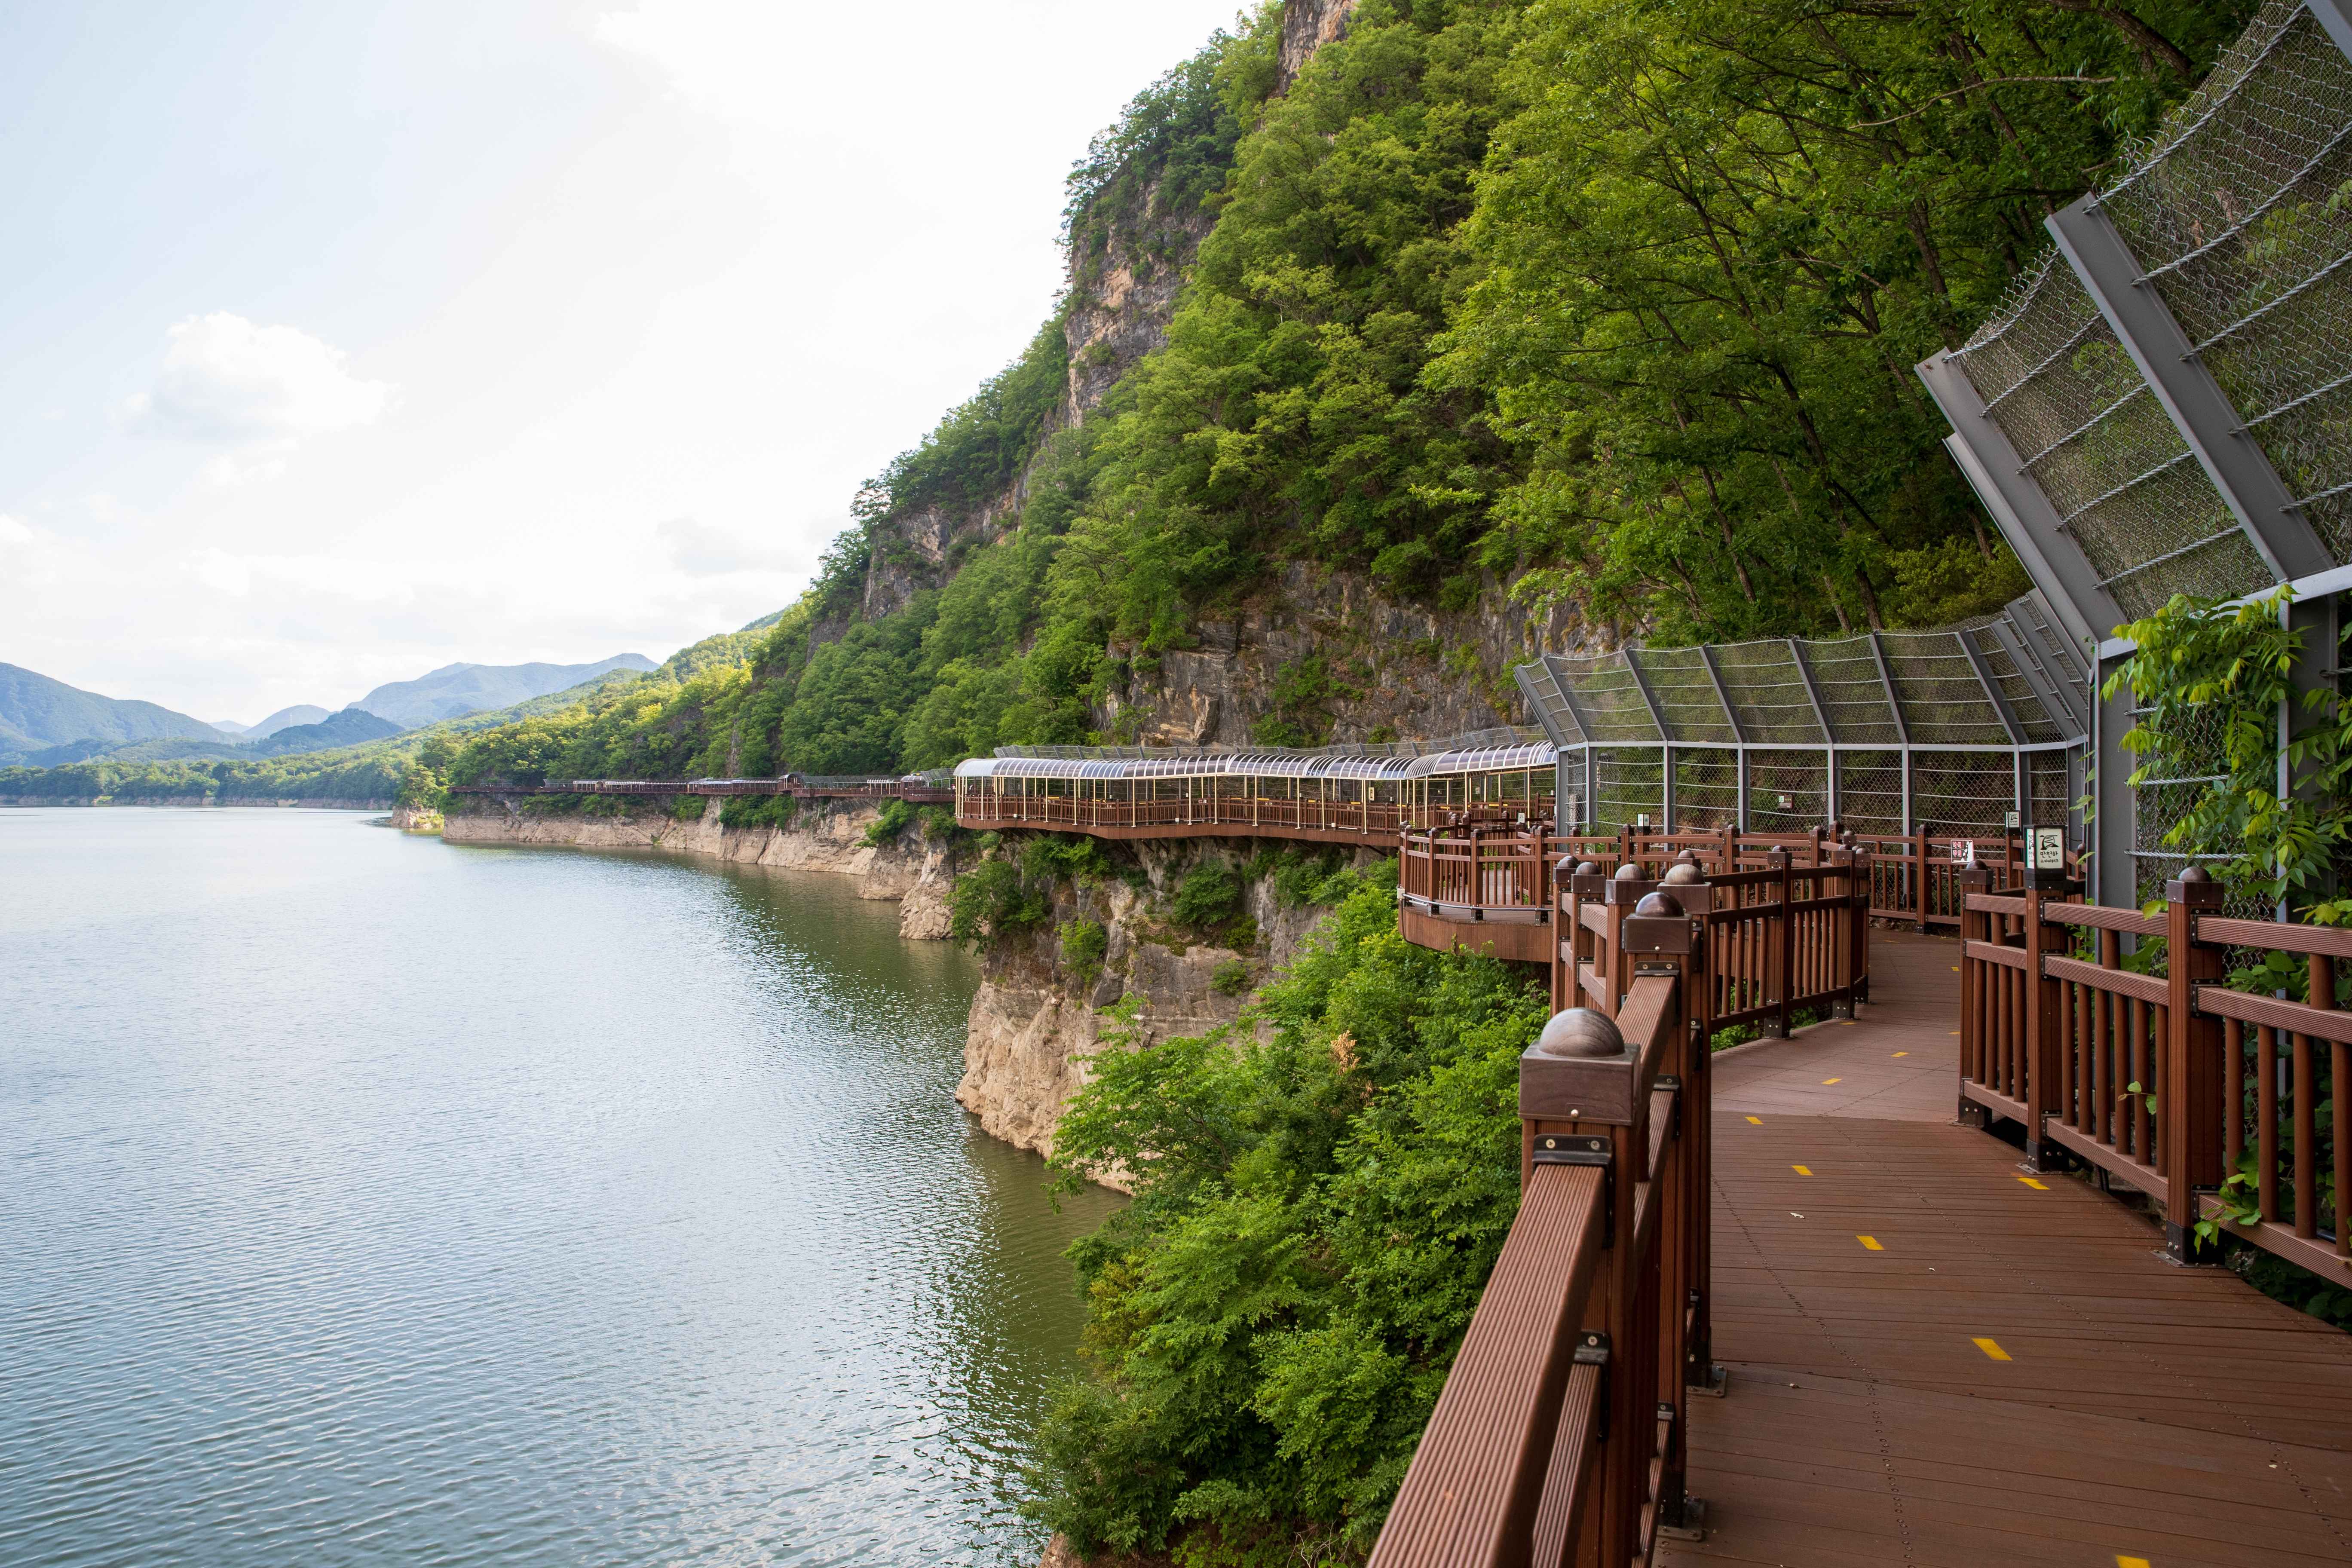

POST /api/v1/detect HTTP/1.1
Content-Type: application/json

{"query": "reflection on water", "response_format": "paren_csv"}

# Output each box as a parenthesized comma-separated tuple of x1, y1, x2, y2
(0, 809, 1119, 1566)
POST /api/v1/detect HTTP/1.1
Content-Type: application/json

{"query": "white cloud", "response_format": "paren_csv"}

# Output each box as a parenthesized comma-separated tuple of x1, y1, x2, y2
(0, 513, 70, 591)
(123, 312, 393, 447)
(658, 515, 803, 576)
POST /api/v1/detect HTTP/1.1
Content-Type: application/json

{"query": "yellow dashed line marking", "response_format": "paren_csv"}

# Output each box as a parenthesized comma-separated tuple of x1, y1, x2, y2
(1745, 1115, 1763, 1125)
(1973, 1337, 2012, 1361)
(1792, 1164, 1813, 1176)
(2117, 1557, 2151, 1568)
(1822, 1077, 1843, 1085)
(1951, 965, 1960, 972)
(1892, 1051, 1909, 1057)
(2017, 1176, 2049, 1190)
(1858, 1235, 1883, 1251)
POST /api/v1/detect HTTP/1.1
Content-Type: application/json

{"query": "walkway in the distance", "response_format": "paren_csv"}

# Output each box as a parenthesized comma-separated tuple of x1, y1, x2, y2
(1667, 933, 2352, 1567)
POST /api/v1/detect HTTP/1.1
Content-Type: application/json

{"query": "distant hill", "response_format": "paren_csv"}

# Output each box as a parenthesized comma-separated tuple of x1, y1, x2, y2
(243, 704, 332, 739)
(56, 707, 407, 766)
(0, 663, 231, 766)
(254, 708, 404, 754)
(348, 655, 655, 729)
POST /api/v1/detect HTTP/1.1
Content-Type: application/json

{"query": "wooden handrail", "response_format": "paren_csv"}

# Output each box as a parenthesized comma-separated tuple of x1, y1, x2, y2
(1375, 894, 1733, 1564)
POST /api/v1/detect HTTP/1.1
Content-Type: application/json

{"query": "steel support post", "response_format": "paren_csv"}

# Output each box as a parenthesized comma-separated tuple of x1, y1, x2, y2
(2094, 652, 2137, 910)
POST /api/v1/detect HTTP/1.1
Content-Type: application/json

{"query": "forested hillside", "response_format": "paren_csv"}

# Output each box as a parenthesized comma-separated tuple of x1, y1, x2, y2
(436, 0, 2248, 802)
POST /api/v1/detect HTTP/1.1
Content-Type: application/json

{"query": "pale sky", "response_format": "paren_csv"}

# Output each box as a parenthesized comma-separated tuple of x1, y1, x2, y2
(0, 1, 1246, 726)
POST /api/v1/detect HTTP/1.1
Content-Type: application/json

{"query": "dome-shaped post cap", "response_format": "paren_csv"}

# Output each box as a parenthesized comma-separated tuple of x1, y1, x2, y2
(1634, 890, 1684, 918)
(1613, 862, 1644, 881)
(1661, 863, 1704, 886)
(1574, 861, 1598, 876)
(1532, 1008, 1626, 1060)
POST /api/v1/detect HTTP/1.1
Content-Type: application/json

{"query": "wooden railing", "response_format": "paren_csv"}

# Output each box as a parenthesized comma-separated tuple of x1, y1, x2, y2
(1959, 868, 2350, 1273)
(1370, 892, 1713, 1567)
(1399, 829, 1573, 914)
(1553, 851, 1870, 1032)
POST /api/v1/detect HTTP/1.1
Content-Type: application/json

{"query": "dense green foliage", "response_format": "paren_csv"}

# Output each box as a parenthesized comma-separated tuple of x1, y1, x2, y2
(1442, 0, 2249, 641)
(2104, 588, 2352, 926)
(1031, 861, 1547, 1561)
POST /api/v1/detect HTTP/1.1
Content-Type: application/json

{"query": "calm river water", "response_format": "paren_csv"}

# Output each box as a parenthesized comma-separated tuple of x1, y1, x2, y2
(0, 808, 1118, 1567)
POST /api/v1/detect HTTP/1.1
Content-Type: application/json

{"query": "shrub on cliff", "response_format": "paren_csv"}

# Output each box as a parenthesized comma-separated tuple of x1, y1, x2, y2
(949, 855, 1049, 941)
(1030, 859, 1546, 1561)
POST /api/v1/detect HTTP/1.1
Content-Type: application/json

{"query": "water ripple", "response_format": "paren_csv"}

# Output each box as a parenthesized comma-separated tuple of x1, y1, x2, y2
(0, 810, 1119, 1567)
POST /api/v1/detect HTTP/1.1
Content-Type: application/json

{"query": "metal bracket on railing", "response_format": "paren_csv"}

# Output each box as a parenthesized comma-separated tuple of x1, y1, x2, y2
(1654, 1074, 1683, 1141)
(1534, 1133, 1615, 1246)
(1573, 1330, 1612, 1439)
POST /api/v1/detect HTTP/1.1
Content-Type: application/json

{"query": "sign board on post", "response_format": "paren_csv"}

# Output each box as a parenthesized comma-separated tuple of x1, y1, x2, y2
(2027, 827, 2065, 871)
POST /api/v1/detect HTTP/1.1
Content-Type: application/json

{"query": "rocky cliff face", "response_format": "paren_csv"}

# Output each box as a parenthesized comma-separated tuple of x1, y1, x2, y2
(955, 837, 1377, 1182)
(1101, 561, 1580, 747)
(1277, 0, 1359, 89)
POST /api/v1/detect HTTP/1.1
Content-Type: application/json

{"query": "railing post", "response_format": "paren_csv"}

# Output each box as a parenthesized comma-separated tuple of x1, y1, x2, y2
(1769, 848, 1792, 1039)
(1853, 848, 1872, 1006)
(2162, 867, 2226, 1262)
(1913, 828, 1929, 933)
(2020, 873, 2067, 1173)
(1957, 867, 1994, 1124)
(1654, 873, 1723, 1412)
(1602, 865, 1654, 1017)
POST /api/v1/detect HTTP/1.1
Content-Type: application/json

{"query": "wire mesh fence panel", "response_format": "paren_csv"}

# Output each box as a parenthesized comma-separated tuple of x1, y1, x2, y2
(1880, 630, 2018, 745)
(1803, 637, 1903, 744)
(1671, 747, 1739, 828)
(1555, 749, 1589, 825)
(2029, 750, 2074, 831)
(2129, 699, 2237, 908)
(1838, 750, 1905, 834)
(2100, 1, 2352, 565)
(1514, 662, 1584, 745)
(1909, 750, 2020, 833)
(1634, 647, 1736, 743)
(1540, 652, 1663, 743)
(1968, 626, 2073, 743)
(1950, 253, 2270, 619)
(1708, 639, 1828, 743)
(1592, 747, 1664, 829)
(1745, 750, 1828, 833)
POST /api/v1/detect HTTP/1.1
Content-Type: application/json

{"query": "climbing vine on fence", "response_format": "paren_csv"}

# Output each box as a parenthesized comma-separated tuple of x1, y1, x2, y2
(2103, 588, 2352, 926)
(2105, 589, 2350, 1251)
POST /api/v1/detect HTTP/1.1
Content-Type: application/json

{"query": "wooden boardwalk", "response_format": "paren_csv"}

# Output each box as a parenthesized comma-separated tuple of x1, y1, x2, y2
(1666, 933, 2352, 1567)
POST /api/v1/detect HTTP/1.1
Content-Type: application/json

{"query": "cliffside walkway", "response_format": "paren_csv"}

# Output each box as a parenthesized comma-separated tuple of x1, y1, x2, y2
(1675, 933, 2352, 1567)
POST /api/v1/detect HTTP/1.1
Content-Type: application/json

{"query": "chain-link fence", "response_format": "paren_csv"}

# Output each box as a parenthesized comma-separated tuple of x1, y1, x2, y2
(1949, 251, 2266, 620)
(2101, 0, 2352, 565)
(1516, 596, 2087, 836)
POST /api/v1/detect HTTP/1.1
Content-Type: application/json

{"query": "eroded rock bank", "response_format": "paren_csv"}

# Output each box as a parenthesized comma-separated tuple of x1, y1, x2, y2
(441, 797, 952, 934)
(954, 837, 1380, 1185)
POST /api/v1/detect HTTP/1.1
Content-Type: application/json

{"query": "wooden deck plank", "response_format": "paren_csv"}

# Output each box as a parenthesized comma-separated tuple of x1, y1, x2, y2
(1663, 931, 2352, 1565)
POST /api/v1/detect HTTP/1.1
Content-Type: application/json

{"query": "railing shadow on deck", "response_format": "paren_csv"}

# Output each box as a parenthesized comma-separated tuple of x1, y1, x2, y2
(1959, 867, 2350, 1276)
